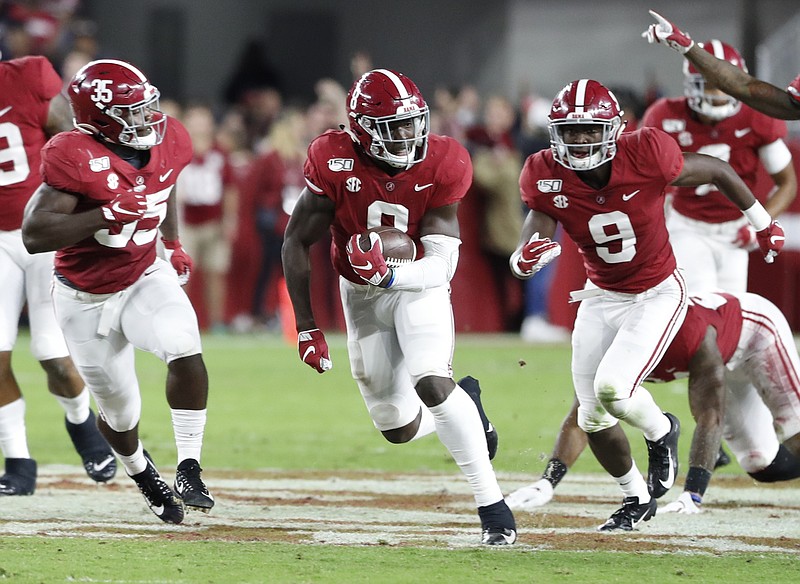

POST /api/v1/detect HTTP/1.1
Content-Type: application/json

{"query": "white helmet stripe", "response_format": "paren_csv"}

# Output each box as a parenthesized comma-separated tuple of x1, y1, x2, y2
(574, 79, 589, 114)
(76, 59, 149, 83)
(375, 68, 410, 99)
(709, 39, 725, 59)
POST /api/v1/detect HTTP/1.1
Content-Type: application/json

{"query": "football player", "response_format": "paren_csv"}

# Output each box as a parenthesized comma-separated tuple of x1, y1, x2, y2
(507, 291, 800, 513)
(641, 40, 796, 295)
(0, 55, 116, 496)
(511, 79, 783, 531)
(21, 59, 213, 524)
(281, 69, 516, 545)
(644, 10, 800, 120)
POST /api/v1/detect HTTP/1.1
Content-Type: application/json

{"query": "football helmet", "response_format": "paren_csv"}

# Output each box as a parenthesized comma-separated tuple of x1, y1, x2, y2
(346, 69, 429, 169)
(684, 40, 747, 120)
(548, 79, 625, 171)
(69, 59, 166, 150)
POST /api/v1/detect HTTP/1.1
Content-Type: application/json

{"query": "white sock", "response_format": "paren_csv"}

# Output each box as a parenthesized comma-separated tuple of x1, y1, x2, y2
(408, 405, 436, 441)
(614, 461, 651, 503)
(118, 441, 147, 476)
(171, 408, 206, 465)
(53, 387, 91, 424)
(429, 387, 503, 507)
(0, 398, 30, 458)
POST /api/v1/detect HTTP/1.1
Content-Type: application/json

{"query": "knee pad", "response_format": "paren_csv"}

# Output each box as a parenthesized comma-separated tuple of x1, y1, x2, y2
(577, 404, 618, 433)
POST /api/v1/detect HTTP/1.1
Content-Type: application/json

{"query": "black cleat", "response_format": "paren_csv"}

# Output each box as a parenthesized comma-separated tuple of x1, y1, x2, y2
(478, 499, 517, 545)
(173, 459, 214, 512)
(65, 410, 117, 482)
(458, 376, 499, 460)
(645, 412, 680, 499)
(715, 445, 731, 469)
(0, 458, 36, 496)
(598, 496, 657, 531)
(129, 451, 184, 524)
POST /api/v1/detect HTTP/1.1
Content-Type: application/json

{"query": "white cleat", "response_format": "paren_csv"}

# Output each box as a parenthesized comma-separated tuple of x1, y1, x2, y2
(661, 491, 702, 514)
(506, 478, 554, 510)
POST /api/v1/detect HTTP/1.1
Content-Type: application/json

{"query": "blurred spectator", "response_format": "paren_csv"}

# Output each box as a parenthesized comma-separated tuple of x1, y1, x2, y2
(456, 84, 481, 128)
(349, 50, 372, 81)
(431, 85, 467, 142)
(465, 95, 525, 331)
(175, 103, 239, 333)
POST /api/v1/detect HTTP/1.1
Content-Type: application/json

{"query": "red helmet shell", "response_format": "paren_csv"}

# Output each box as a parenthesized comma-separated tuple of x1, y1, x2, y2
(684, 40, 747, 120)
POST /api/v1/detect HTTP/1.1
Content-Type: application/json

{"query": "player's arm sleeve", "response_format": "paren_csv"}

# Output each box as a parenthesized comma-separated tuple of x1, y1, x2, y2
(388, 233, 461, 292)
(759, 138, 793, 175)
(646, 127, 684, 183)
(40, 139, 86, 194)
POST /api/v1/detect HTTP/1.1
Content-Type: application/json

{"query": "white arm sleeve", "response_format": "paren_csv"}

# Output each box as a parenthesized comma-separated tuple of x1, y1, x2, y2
(388, 234, 461, 292)
(759, 139, 792, 175)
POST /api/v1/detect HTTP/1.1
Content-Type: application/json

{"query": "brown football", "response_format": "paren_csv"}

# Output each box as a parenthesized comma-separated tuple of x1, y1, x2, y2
(359, 226, 417, 268)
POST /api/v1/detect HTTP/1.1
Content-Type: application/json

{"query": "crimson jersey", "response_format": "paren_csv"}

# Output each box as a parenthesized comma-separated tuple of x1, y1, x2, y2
(41, 118, 192, 293)
(641, 97, 787, 223)
(648, 292, 743, 382)
(520, 127, 683, 293)
(304, 131, 471, 284)
(0, 56, 62, 230)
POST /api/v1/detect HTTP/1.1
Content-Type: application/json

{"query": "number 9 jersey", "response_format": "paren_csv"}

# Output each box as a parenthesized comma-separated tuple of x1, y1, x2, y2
(40, 118, 192, 293)
(0, 56, 62, 231)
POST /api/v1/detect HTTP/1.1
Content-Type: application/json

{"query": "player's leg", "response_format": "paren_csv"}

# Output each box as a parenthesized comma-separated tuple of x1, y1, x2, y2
(120, 261, 212, 513)
(667, 212, 719, 294)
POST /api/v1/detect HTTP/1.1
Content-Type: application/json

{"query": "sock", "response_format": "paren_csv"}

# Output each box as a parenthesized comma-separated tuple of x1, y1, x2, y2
(408, 405, 436, 441)
(171, 408, 207, 465)
(542, 457, 569, 488)
(429, 387, 502, 507)
(748, 444, 800, 482)
(0, 398, 30, 458)
(614, 461, 650, 504)
(118, 441, 147, 476)
(53, 387, 91, 424)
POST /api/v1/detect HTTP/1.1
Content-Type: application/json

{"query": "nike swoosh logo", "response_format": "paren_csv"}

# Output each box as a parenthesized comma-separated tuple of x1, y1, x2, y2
(414, 183, 433, 191)
(0, 106, 12, 118)
(92, 456, 115, 472)
(622, 189, 641, 201)
(159, 169, 174, 182)
(771, 235, 785, 244)
(659, 447, 676, 489)
(151, 504, 165, 516)
(302, 346, 316, 361)
(112, 201, 141, 216)
(734, 128, 751, 138)
(351, 261, 373, 271)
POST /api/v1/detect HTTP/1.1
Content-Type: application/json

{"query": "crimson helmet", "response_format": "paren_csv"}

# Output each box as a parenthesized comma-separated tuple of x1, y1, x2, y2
(69, 59, 166, 149)
(346, 69, 429, 169)
(684, 40, 747, 120)
(548, 79, 625, 171)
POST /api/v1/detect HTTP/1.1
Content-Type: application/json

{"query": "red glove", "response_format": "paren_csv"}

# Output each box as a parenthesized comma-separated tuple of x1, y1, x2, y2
(732, 224, 759, 251)
(346, 232, 390, 286)
(510, 233, 562, 279)
(642, 10, 694, 54)
(755, 220, 785, 264)
(298, 328, 332, 373)
(162, 238, 193, 285)
(101, 191, 147, 224)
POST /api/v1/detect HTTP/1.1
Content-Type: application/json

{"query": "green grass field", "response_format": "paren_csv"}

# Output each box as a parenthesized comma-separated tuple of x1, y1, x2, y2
(2, 331, 797, 583)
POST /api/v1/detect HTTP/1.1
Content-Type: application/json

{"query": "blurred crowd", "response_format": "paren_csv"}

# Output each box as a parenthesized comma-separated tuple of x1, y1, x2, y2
(0, 1, 665, 339)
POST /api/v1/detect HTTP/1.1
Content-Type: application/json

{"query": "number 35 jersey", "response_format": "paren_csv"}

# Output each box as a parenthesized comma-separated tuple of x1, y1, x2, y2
(40, 119, 192, 293)
(520, 127, 683, 294)
(0, 56, 62, 231)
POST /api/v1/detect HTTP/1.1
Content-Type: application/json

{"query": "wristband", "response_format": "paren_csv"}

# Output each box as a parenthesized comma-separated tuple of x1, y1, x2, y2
(742, 201, 771, 231)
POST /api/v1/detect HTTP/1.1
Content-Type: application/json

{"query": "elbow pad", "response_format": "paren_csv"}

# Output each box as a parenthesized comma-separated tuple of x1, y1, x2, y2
(389, 234, 461, 292)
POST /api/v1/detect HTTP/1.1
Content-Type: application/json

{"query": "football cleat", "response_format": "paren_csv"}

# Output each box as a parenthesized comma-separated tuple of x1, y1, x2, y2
(661, 491, 702, 514)
(65, 410, 117, 482)
(129, 451, 184, 524)
(597, 496, 657, 531)
(458, 376, 499, 460)
(0, 458, 37, 496)
(174, 459, 215, 512)
(645, 412, 680, 498)
(478, 499, 517, 546)
(506, 478, 554, 510)
(715, 445, 731, 469)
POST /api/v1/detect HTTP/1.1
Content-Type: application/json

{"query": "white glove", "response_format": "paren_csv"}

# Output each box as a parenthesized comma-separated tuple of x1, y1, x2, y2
(509, 233, 561, 279)
(505, 479, 554, 510)
(661, 491, 702, 514)
(642, 10, 695, 54)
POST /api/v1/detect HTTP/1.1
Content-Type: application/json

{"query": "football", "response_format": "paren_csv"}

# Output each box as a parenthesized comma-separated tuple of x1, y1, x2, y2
(359, 226, 417, 268)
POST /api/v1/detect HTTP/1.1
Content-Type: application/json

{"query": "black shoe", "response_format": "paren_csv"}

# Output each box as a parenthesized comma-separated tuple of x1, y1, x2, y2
(65, 410, 117, 482)
(0, 458, 36, 496)
(715, 445, 731, 469)
(598, 496, 657, 531)
(174, 459, 215, 512)
(478, 499, 517, 545)
(458, 376, 499, 460)
(129, 451, 184, 524)
(645, 412, 680, 499)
